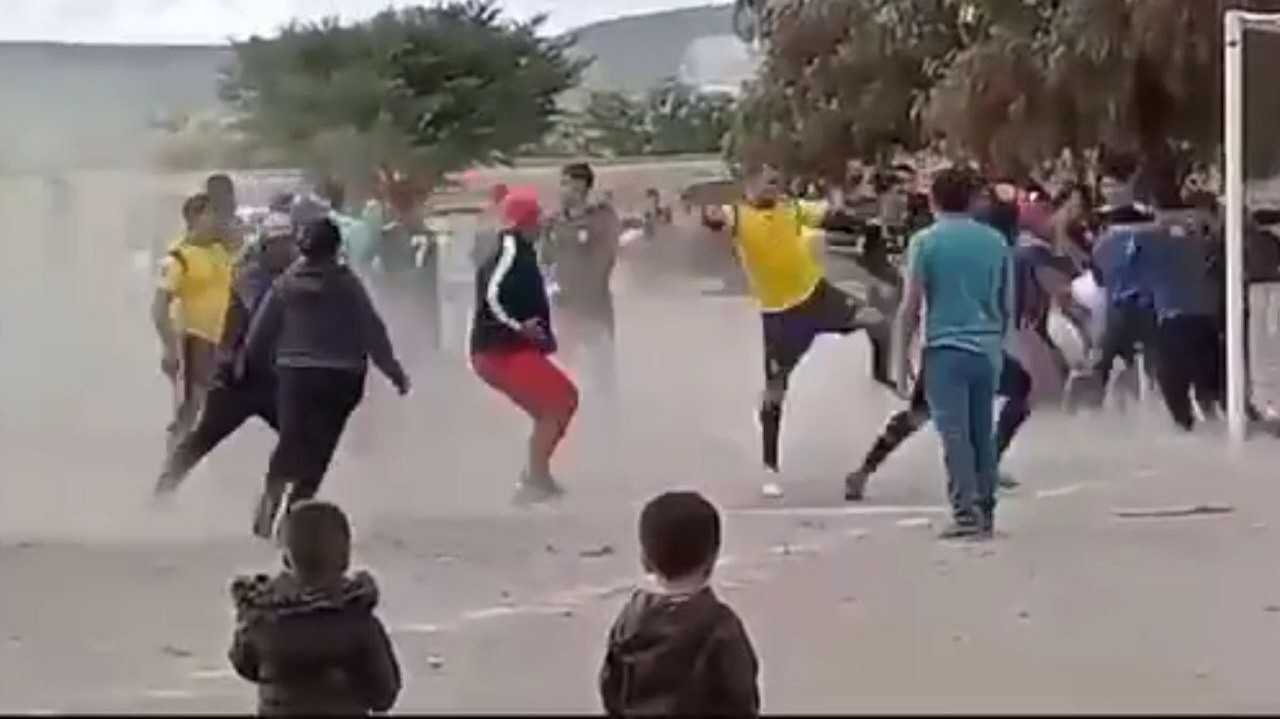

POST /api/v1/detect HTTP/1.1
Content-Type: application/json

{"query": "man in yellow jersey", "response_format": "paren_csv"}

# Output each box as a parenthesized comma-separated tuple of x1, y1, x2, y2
(703, 162, 891, 498)
(152, 193, 235, 450)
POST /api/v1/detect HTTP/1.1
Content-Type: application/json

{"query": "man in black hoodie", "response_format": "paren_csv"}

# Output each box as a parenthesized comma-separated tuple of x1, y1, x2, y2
(230, 500, 401, 716)
(471, 187, 579, 505)
(242, 218, 410, 539)
(600, 491, 759, 717)
(154, 213, 297, 499)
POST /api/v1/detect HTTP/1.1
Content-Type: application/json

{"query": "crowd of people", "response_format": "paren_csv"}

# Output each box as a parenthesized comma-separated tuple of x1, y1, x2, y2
(142, 152, 1278, 714)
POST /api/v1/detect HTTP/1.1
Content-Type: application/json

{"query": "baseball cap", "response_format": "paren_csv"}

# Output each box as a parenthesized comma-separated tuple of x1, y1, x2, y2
(500, 186, 541, 230)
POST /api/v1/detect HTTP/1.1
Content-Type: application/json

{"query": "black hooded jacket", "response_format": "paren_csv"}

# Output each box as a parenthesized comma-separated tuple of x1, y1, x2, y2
(241, 261, 406, 386)
(600, 587, 759, 717)
(229, 570, 401, 716)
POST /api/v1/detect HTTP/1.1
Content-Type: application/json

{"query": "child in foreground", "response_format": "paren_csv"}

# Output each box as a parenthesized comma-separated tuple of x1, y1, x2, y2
(229, 501, 401, 716)
(600, 491, 760, 717)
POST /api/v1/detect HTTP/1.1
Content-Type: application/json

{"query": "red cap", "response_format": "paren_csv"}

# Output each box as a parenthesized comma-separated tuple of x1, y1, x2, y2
(501, 186, 541, 230)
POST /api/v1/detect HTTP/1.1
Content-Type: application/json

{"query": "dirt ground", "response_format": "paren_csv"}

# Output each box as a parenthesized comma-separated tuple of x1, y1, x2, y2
(5, 168, 1280, 713)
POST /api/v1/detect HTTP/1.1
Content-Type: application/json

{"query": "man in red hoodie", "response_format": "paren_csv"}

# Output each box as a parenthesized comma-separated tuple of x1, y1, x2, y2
(471, 187, 579, 505)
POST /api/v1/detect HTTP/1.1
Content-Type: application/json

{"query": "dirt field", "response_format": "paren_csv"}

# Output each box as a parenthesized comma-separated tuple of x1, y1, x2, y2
(10, 162, 1280, 713)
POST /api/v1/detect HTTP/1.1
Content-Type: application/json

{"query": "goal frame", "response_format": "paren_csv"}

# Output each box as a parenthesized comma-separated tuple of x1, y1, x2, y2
(1223, 10, 1280, 445)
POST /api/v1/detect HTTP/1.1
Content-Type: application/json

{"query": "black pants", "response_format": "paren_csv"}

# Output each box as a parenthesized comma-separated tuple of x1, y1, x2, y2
(1153, 314, 1222, 430)
(161, 378, 278, 484)
(858, 354, 1032, 476)
(1083, 301, 1156, 407)
(760, 280, 890, 470)
(267, 367, 365, 502)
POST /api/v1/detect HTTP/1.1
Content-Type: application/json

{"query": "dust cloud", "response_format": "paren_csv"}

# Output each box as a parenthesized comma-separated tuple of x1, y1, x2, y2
(0, 171, 764, 546)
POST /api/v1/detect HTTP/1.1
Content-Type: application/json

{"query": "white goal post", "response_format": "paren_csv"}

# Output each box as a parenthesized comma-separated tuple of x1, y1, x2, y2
(1223, 10, 1280, 445)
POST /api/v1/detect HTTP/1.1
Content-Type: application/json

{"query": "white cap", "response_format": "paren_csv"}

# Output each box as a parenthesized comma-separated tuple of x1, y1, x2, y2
(261, 211, 293, 238)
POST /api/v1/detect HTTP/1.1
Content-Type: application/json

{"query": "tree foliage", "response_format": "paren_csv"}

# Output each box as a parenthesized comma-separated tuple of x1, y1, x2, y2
(731, 0, 1280, 186)
(220, 0, 586, 191)
(566, 80, 736, 156)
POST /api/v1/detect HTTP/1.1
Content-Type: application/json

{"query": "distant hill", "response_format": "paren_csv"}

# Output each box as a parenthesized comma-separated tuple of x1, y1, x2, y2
(0, 5, 751, 170)
(569, 5, 751, 96)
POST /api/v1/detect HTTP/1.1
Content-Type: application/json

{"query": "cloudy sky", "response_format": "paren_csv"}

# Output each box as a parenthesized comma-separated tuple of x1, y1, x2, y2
(0, 0, 716, 43)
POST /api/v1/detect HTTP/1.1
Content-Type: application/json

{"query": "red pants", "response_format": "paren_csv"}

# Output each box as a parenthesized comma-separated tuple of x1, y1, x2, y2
(472, 348, 579, 421)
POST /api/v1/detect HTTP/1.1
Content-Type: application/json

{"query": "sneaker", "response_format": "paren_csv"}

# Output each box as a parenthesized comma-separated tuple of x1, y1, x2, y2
(513, 473, 565, 507)
(251, 483, 286, 540)
(761, 481, 785, 499)
(844, 469, 870, 502)
(937, 519, 982, 540)
(998, 473, 1020, 490)
(152, 476, 179, 507)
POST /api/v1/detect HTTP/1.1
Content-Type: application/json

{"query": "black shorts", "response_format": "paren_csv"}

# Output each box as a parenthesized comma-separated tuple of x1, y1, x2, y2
(761, 280, 868, 384)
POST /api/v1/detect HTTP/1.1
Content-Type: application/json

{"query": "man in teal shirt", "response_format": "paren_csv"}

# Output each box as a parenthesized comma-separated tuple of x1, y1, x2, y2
(893, 168, 1013, 539)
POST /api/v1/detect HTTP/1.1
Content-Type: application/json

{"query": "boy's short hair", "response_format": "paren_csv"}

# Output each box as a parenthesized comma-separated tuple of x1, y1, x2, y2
(283, 500, 352, 579)
(562, 162, 595, 190)
(182, 193, 212, 225)
(929, 167, 977, 214)
(639, 491, 721, 581)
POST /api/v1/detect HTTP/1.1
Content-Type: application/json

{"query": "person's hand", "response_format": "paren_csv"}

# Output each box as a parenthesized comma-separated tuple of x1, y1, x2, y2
(520, 318, 549, 344)
(160, 349, 180, 380)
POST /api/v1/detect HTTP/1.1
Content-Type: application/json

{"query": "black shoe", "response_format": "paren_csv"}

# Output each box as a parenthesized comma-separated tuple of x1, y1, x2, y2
(937, 519, 982, 540)
(844, 469, 870, 502)
(978, 511, 995, 538)
(153, 472, 181, 499)
(998, 473, 1020, 490)
(252, 482, 287, 540)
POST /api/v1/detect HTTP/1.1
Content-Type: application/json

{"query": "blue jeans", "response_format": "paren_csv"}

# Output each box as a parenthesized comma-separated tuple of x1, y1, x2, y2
(924, 347, 1000, 524)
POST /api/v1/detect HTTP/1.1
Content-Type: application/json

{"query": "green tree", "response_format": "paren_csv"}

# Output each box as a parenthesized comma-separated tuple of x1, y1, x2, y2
(220, 0, 586, 191)
(645, 79, 736, 154)
(572, 81, 735, 156)
(580, 90, 651, 155)
(732, 0, 1280, 187)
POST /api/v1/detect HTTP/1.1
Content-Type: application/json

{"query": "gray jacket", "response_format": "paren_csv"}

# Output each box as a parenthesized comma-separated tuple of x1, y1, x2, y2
(242, 260, 406, 386)
(544, 201, 621, 309)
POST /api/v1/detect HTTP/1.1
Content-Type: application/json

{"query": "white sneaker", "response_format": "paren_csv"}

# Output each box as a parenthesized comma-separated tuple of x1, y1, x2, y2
(761, 481, 785, 499)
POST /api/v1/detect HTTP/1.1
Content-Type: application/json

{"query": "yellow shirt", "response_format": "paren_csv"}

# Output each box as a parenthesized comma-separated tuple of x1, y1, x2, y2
(730, 200, 827, 312)
(159, 238, 233, 344)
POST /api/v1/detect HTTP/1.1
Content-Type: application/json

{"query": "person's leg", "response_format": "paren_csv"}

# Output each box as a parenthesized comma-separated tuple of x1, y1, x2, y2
(473, 350, 579, 502)
(845, 373, 929, 501)
(995, 355, 1033, 461)
(155, 384, 254, 495)
(759, 311, 813, 477)
(924, 348, 981, 536)
(1084, 302, 1131, 409)
(257, 370, 305, 539)
(1153, 316, 1196, 431)
(252, 378, 281, 431)
(286, 370, 365, 506)
(1189, 315, 1223, 421)
(168, 335, 216, 450)
(515, 352, 579, 486)
(584, 301, 618, 400)
(808, 279, 893, 390)
(969, 354, 1001, 534)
